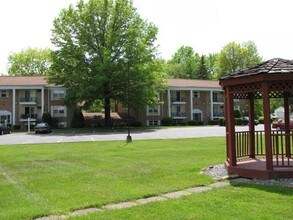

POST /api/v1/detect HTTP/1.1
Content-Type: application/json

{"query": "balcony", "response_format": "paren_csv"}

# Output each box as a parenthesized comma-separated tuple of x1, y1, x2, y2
(213, 97, 224, 103)
(171, 97, 186, 104)
(20, 114, 38, 122)
(20, 97, 37, 105)
(171, 112, 186, 119)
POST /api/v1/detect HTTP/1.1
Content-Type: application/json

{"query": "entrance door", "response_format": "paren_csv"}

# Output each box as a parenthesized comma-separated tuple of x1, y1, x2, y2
(192, 109, 203, 121)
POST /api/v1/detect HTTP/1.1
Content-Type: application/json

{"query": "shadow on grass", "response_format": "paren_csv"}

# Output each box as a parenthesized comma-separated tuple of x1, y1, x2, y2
(230, 180, 293, 196)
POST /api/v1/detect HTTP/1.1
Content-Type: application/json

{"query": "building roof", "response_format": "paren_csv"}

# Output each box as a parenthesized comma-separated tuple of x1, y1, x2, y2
(167, 78, 221, 89)
(221, 58, 293, 80)
(0, 76, 52, 87)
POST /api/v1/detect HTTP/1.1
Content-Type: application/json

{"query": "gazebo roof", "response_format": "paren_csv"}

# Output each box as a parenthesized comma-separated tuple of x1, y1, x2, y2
(221, 58, 293, 80)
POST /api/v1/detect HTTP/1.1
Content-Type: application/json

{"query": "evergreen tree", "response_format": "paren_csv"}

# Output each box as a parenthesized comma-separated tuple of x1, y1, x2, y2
(197, 55, 209, 79)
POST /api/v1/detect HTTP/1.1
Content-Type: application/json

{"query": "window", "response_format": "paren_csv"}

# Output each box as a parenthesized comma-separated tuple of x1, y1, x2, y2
(52, 89, 65, 100)
(0, 90, 8, 98)
(51, 106, 67, 117)
(147, 120, 160, 126)
(193, 91, 200, 98)
(58, 122, 67, 128)
(213, 92, 223, 102)
(147, 105, 160, 116)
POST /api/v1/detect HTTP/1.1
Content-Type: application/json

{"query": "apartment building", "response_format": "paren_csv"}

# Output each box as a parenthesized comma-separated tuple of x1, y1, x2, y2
(0, 76, 74, 128)
(122, 78, 245, 126)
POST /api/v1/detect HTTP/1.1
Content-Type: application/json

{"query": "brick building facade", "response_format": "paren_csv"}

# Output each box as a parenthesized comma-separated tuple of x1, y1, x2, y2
(0, 76, 74, 128)
(117, 79, 246, 126)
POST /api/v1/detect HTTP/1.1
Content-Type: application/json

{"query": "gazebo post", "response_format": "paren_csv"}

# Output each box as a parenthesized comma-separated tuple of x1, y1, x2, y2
(226, 87, 236, 166)
(283, 92, 291, 158)
(248, 93, 255, 158)
(262, 82, 273, 171)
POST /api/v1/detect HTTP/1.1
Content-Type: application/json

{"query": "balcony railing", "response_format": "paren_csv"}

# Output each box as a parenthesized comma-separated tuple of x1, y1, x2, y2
(20, 97, 37, 103)
(171, 112, 186, 117)
(213, 97, 224, 102)
(235, 130, 293, 168)
(20, 114, 38, 120)
(172, 97, 186, 103)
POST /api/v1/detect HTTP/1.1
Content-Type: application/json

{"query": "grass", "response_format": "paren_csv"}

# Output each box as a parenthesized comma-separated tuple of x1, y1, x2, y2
(0, 137, 292, 219)
(70, 183, 293, 220)
(0, 137, 224, 219)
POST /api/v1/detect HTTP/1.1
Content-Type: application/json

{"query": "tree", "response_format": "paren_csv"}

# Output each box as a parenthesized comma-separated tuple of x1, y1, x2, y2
(215, 41, 262, 79)
(197, 55, 209, 79)
(71, 108, 85, 128)
(165, 46, 200, 79)
(49, 0, 165, 127)
(8, 48, 52, 76)
(205, 53, 217, 79)
(42, 112, 52, 126)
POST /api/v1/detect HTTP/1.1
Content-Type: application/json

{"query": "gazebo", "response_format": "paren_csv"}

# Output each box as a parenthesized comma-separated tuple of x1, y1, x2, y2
(220, 58, 293, 179)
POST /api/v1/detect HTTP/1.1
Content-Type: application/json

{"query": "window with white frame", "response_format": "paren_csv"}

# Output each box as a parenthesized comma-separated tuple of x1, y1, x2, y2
(193, 91, 200, 98)
(0, 90, 8, 98)
(147, 105, 160, 116)
(147, 120, 160, 126)
(51, 106, 67, 117)
(52, 89, 65, 100)
(58, 121, 67, 128)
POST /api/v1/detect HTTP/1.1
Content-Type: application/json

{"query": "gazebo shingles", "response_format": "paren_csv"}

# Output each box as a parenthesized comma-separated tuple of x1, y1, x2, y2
(221, 58, 293, 79)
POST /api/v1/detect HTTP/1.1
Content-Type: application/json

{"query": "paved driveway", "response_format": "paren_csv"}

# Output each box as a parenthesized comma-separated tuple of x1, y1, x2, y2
(0, 125, 265, 145)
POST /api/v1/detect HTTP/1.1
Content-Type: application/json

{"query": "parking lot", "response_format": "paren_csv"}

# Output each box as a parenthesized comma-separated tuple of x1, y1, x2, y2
(0, 125, 265, 145)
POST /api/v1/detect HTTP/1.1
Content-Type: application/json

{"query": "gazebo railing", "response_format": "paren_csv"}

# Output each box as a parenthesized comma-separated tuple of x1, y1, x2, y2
(235, 130, 293, 167)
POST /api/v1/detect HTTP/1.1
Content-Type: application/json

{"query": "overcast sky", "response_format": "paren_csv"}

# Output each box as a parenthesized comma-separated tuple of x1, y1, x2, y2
(1, 0, 293, 74)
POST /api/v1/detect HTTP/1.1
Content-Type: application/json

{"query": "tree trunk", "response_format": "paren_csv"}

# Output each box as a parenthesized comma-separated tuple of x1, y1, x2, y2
(104, 82, 111, 128)
(104, 96, 111, 128)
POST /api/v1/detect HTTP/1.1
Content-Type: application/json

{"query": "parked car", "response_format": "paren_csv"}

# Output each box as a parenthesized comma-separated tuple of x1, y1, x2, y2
(0, 124, 11, 135)
(242, 116, 260, 126)
(34, 123, 51, 134)
(272, 119, 293, 130)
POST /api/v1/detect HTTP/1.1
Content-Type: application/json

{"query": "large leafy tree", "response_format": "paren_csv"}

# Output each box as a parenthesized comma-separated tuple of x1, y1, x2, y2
(8, 48, 52, 76)
(215, 41, 262, 78)
(205, 53, 217, 79)
(165, 46, 200, 79)
(49, 0, 165, 127)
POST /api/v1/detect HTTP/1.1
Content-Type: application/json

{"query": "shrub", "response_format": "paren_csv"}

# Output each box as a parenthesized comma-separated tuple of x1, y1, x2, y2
(234, 109, 242, 118)
(208, 120, 219, 125)
(235, 118, 243, 125)
(132, 121, 142, 127)
(218, 118, 225, 126)
(13, 124, 21, 130)
(42, 112, 52, 125)
(71, 108, 85, 128)
(258, 116, 264, 124)
(187, 120, 203, 126)
(51, 117, 59, 129)
(161, 117, 173, 126)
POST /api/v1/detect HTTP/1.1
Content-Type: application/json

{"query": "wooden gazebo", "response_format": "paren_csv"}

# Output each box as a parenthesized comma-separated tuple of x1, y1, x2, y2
(220, 58, 293, 179)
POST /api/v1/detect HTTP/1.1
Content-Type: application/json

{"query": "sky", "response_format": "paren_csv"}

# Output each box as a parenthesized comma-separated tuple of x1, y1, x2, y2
(1, 0, 293, 74)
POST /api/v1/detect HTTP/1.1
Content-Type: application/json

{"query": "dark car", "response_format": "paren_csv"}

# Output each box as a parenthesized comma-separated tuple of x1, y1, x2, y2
(242, 116, 259, 126)
(0, 124, 11, 135)
(34, 123, 51, 134)
(272, 119, 293, 130)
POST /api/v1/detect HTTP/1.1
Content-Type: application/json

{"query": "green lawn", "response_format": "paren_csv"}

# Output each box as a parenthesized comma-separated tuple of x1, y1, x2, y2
(0, 137, 224, 219)
(70, 184, 293, 220)
(0, 137, 292, 220)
